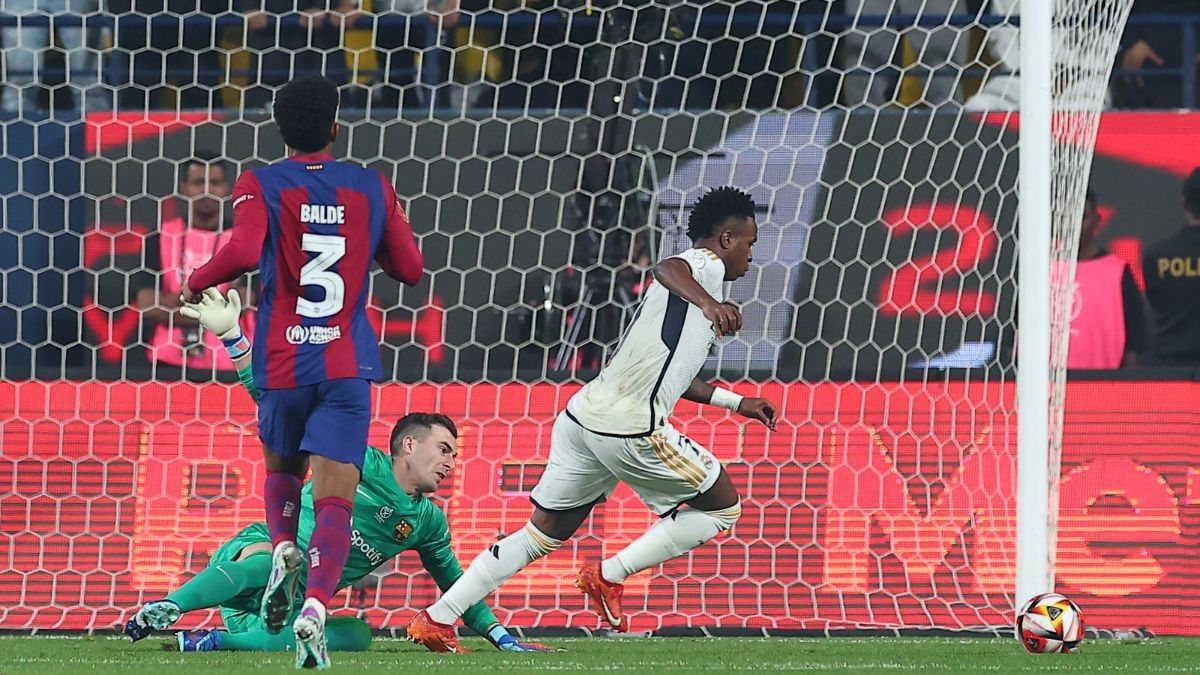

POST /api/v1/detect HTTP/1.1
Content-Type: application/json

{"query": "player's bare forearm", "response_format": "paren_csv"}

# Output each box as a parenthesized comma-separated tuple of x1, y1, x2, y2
(137, 288, 199, 326)
(653, 258, 718, 311)
(682, 377, 715, 405)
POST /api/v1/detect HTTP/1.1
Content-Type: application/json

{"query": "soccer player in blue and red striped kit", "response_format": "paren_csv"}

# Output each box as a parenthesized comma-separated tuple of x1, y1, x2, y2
(182, 75, 423, 669)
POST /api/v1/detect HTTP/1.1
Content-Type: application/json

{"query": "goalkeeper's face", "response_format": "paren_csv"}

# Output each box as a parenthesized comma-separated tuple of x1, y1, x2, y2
(394, 424, 459, 495)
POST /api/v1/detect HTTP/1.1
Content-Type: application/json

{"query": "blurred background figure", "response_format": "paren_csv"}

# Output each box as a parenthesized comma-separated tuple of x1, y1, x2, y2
(236, 0, 349, 110)
(108, 0, 231, 110)
(1116, 0, 1200, 108)
(840, 0, 969, 107)
(2, 0, 106, 113)
(1068, 189, 1150, 369)
(137, 151, 255, 374)
(1143, 168, 1200, 366)
(364, 0, 459, 112)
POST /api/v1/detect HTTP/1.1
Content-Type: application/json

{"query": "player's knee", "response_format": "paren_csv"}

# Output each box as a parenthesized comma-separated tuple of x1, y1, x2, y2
(521, 522, 564, 559)
(705, 499, 742, 532)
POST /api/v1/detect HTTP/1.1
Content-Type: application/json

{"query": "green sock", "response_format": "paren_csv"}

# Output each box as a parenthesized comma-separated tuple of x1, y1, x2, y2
(217, 616, 373, 652)
(167, 553, 272, 613)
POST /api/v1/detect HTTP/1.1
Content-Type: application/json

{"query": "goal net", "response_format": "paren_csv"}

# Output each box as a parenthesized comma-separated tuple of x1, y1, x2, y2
(0, 0, 1136, 634)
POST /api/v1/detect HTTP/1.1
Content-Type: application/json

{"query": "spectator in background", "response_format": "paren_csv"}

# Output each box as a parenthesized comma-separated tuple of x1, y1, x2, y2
(1117, 0, 1200, 109)
(2, 0, 106, 113)
(238, 0, 349, 110)
(964, 0, 1017, 110)
(841, 0, 969, 108)
(108, 0, 230, 110)
(1068, 189, 1149, 369)
(1143, 169, 1200, 366)
(342, 0, 459, 112)
(137, 151, 254, 373)
(479, 0, 594, 112)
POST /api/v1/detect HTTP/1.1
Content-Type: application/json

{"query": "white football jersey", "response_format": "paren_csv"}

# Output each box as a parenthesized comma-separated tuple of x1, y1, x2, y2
(566, 247, 726, 436)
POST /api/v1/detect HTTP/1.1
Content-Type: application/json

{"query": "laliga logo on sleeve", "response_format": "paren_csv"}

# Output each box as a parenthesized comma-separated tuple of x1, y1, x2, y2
(285, 325, 343, 345)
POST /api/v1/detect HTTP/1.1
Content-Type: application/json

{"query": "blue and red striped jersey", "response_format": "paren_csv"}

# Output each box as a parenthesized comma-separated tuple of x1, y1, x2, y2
(188, 153, 423, 389)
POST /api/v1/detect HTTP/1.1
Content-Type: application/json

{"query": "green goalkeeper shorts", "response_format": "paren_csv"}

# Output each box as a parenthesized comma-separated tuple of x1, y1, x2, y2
(208, 522, 305, 634)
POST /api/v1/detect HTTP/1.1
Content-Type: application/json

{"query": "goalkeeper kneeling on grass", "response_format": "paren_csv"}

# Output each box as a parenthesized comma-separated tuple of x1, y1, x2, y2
(123, 289, 554, 655)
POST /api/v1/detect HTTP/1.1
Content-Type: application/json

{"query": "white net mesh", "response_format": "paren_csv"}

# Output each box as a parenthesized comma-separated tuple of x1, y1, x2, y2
(1044, 0, 1136, 575)
(0, 0, 1133, 633)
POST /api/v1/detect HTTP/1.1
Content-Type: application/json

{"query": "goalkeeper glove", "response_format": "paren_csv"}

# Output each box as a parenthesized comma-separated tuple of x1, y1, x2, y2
(485, 624, 561, 652)
(180, 287, 242, 338)
(180, 288, 250, 359)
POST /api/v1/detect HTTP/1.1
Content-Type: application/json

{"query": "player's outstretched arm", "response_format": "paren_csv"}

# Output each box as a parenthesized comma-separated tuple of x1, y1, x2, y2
(682, 377, 778, 431)
(653, 258, 741, 336)
(184, 172, 268, 302)
(180, 288, 258, 401)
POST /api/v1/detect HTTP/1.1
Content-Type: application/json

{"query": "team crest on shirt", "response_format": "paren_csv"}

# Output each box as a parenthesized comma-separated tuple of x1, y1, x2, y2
(394, 519, 414, 542)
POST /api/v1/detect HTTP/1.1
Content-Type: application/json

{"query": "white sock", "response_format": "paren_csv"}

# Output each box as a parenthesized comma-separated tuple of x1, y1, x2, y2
(601, 502, 742, 584)
(426, 522, 562, 625)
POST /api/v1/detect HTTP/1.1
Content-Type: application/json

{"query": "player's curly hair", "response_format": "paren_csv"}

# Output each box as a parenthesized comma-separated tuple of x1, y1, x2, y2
(1184, 168, 1200, 219)
(686, 186, 757, 242)
(390, 413, 459, 456)
(273, 76, 340, 154)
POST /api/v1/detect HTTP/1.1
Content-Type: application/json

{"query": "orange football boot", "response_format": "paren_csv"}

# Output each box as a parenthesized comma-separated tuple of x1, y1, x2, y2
(576, 563, 628, 632)
(407, 610, 468, 653)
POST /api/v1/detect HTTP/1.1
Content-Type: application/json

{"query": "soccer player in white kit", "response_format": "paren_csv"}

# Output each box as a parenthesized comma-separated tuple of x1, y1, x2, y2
(408, 187, 779, 651)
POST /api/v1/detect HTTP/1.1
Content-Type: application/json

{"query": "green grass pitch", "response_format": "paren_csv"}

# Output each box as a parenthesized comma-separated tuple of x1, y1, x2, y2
(3, 635, 1200, 674)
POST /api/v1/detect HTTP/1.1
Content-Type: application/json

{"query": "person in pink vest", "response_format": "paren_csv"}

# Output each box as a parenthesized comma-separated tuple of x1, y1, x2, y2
(1069, 189, 1150, 369)
(136, 151, 255, 373)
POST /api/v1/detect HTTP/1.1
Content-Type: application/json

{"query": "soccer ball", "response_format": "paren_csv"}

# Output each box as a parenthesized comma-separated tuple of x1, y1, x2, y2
(1015, 592, 1084, 653)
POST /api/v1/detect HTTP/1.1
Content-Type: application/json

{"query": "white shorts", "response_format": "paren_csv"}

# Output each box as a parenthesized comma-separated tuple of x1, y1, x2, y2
(530, 412, 723, 516)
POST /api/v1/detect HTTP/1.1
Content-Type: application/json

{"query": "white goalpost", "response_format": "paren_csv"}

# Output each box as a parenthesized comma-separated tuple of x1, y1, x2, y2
(1015, 0, 1054, 611)
(1016, 0, 1136, 611)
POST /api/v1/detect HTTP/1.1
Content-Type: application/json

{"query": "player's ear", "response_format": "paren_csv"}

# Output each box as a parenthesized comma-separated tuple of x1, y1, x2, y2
(329, 123, 339, 146)
(720, 227, 735, 250)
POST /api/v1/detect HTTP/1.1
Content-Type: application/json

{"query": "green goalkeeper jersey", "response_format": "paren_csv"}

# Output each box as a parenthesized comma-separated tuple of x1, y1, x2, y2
(232, 362, 500, 636)
(293, 446, 501, 636)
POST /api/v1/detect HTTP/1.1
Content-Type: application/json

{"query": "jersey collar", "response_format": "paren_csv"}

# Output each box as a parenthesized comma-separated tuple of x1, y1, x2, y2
(288, 152, 334, 162)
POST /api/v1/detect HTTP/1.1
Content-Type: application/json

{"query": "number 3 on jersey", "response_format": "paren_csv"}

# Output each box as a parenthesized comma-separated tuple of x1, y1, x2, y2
(297, 233, 345, 318)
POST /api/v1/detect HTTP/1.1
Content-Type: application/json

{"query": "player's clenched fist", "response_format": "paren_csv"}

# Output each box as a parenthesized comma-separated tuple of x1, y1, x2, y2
(703, 301, 742, 336)
(737, 397, 778, 431)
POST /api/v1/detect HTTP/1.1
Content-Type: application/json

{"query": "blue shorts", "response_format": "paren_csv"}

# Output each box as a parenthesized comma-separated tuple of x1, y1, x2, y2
(257, 378, 371, 470)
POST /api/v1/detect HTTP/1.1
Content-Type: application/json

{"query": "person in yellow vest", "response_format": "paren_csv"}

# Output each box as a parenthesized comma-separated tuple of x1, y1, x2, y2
(1144, 169, 1200, 365)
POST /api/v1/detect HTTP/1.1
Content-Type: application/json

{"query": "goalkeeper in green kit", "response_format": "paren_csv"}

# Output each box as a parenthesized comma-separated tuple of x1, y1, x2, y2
(123, 289, 554, 657)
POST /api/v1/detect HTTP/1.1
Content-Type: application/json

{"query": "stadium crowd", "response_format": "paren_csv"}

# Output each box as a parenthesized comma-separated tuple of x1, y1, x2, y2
(2, 0, 1200, 114)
